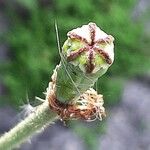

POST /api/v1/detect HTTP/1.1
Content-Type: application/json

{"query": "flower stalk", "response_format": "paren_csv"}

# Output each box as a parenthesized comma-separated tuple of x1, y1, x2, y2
(0, 22, 114, 150)
(0, 101, 58, 150)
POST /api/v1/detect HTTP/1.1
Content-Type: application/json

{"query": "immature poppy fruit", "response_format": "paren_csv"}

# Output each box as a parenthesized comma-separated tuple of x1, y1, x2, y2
(63, 22, 114, 73)
(56, 23, 115, 103)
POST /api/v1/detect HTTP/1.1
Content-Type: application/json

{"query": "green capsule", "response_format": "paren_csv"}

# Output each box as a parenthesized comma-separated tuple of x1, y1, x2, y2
(56, 22, 114, 103)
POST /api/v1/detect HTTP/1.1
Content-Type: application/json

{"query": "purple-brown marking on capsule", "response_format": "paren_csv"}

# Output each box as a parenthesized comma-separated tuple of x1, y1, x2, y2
(67, 48, 86, 61)
(95, 39, 107, 45)
(68, 32, 89, 44)
(94, 47, 112, 64)
(65, 23, 114, 73)
(86, 49, 95, 73)
(88, 23, 96, 45)
(104, 35, 114, 44)
(95, 35, 114, 45)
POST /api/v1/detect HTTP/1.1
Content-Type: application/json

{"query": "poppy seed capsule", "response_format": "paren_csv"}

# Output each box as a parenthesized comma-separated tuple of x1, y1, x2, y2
(63, 22, 114, 73)
(56, 23, 115, 103)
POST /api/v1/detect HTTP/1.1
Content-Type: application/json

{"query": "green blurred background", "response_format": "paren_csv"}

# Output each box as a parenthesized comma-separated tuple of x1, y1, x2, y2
(0, 0, 150, 149)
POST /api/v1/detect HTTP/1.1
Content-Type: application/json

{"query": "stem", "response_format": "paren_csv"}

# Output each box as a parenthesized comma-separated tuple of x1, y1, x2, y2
(0, 101, 58, 150)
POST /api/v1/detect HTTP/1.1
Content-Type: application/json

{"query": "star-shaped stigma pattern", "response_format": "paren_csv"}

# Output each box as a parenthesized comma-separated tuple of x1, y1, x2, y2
(63, 23, 114, 73)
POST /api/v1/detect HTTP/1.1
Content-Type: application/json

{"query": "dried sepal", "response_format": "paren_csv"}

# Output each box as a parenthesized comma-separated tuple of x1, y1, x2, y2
(73, 88, 105, 121)
(46, 70, 105, 121)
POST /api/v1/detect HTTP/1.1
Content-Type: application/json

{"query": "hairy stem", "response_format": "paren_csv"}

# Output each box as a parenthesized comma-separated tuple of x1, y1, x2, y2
(0, 101, 58, 150)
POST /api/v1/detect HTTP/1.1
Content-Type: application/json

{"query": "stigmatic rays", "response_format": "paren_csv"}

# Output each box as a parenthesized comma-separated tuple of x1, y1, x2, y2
(63, 22, 114, 74)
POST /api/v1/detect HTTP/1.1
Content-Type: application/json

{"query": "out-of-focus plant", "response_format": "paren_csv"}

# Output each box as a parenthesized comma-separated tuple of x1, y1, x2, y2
(1, 0, 150, 149)
(2, 0, 150, 108)
(3, 0, 150, 106)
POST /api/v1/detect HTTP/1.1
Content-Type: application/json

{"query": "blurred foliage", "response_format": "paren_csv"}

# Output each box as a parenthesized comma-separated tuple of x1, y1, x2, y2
(1, 0, 150, 149)
(2, 0, 150, 106)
